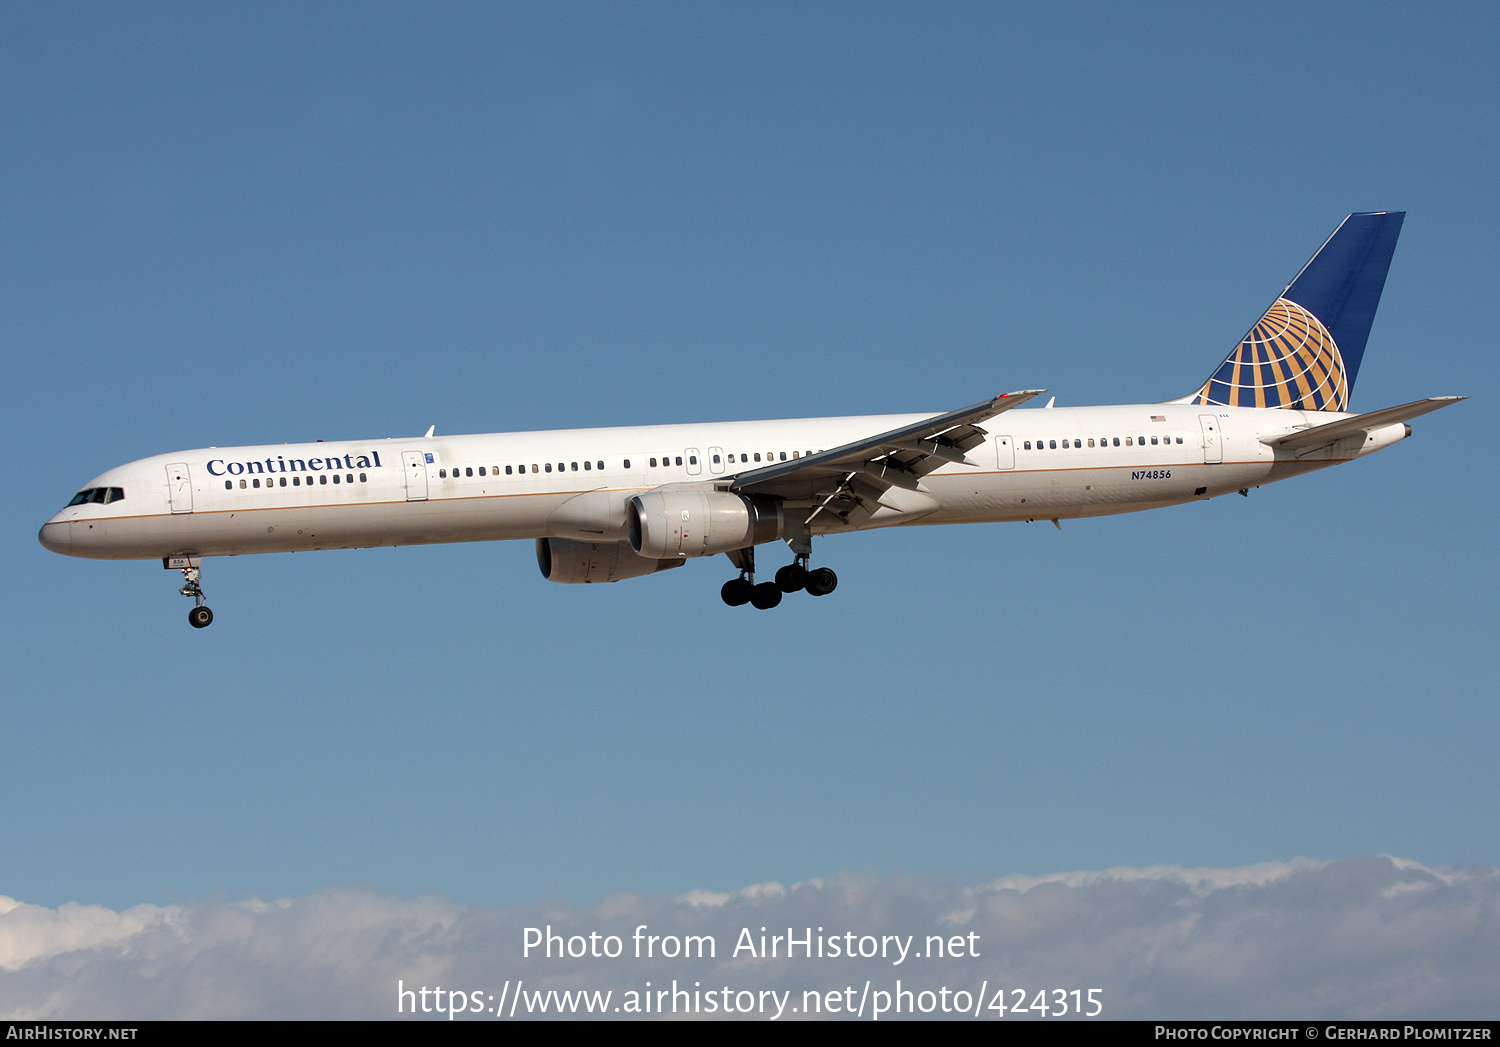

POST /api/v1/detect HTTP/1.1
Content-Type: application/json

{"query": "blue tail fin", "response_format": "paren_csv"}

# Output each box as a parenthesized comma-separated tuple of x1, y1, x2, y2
(1188, 212, 1404, 411)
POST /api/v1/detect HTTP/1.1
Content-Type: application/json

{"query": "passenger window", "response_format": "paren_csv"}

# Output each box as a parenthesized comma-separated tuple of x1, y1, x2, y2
(239, 480, 247, 489)
(224, 480, 232, 490)
(779, 453, 786, 461)
(465, 467, 472, 477)
(545, 463, 552, 473)
(332, 474, 340, 484)
(359, 473, 367, 482)
(675, 456, 682, 466)
(741, 454, 748, 463)
(571, 462, 578, 471)
(280, 477, 287, 487)
(293, 476, 300, 486)
(439, 469, 446, 478)
(1125, 438, 1132, 446)
(1049, 440, 1056, 449)
(320, 474, 328, 484)
(623, 460, 631, 469)
(253, 478, 261, 488)
(597, 461, 604, 470)
(650, 458, 657, 467)
(792, 451, 799, 459)
(754, 453, 761, 462)
(505, 465, 513, 474)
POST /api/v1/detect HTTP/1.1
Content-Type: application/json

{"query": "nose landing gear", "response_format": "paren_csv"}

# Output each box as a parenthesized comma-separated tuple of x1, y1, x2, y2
(165, 555, 214, 628)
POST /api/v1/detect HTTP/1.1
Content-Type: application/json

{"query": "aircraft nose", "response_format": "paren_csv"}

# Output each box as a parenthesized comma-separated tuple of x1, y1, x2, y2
(38, 520, 71, 555)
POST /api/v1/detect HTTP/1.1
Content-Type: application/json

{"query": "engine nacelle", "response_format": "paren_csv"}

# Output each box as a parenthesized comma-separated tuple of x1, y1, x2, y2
(626, 490, 783, 560)
(535, 538, 683, 584)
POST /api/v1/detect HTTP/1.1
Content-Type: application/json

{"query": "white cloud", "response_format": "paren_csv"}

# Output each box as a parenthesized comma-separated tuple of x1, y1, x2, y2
(1, 856, 1495, 1020)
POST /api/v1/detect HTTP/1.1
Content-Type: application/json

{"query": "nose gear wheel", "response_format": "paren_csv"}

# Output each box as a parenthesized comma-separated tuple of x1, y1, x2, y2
(176, 563, 215, 628)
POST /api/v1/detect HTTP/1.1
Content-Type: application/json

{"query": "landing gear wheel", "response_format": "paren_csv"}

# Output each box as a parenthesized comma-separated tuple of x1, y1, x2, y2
(774, 563, 808, 593)
(188, 606, 214, 629)
(804, 567, 838, 597)
(721, 578, 753, 607)
(750, 582, 783, 609)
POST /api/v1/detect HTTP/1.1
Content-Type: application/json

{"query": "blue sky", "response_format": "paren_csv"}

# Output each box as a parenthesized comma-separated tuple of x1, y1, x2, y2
(1, 2, 1495, 1017)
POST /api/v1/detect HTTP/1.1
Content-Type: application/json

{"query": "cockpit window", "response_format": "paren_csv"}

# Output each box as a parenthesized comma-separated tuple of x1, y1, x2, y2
(65, 487, 125, 506)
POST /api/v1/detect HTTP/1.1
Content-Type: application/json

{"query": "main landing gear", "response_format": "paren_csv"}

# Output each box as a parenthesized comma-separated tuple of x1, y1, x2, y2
(167, 556, 214, 628)
(720, 546, 838, 609)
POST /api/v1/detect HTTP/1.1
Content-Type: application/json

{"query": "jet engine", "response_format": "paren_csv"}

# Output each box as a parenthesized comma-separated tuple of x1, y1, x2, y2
(536, 538, 683, 584)
(626, 490, 783, 560)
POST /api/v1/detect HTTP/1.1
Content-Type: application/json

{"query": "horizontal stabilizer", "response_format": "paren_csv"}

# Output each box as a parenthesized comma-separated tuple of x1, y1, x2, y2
(1265, 396, 1465, 449)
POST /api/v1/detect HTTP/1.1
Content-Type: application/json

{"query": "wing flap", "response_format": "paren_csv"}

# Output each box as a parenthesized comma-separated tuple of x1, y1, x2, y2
(730, 389, 1044, 502)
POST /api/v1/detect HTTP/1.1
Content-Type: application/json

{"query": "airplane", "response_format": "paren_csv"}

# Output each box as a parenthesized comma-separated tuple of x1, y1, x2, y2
(39, 212, 1463, 628)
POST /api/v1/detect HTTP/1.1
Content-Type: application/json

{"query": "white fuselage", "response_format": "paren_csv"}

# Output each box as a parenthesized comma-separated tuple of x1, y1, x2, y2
(39, 402, 1407, 562)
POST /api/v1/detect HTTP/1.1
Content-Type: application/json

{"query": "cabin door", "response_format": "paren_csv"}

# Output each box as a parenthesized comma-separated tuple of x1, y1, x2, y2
(166, 463, 193, 513)
(1199, 416, 1223, 464)
(402, 451, 430, 501)
(994, 435, 1015, 470)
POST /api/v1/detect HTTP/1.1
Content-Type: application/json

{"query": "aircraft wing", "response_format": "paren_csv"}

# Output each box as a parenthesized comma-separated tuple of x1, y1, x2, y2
(1265, 396, 1466, 450)
(727, 389, 1044, 528)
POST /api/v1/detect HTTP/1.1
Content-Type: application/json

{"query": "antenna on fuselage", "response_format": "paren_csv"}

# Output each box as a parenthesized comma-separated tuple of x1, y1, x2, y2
(424, 425, 435, 438)
(1044, 396, 1056, 409)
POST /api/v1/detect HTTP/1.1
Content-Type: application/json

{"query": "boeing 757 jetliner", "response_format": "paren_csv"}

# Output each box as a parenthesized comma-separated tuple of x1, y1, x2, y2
(40, 213, 1462, 627)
